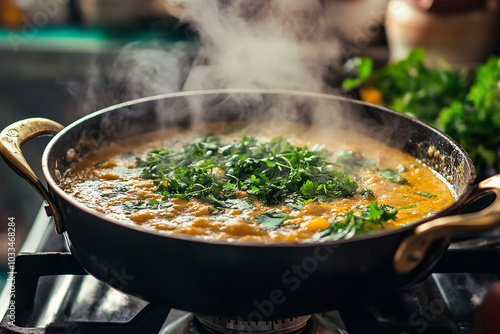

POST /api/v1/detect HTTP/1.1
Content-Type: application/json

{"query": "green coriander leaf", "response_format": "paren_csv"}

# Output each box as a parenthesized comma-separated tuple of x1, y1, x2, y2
(255, 212, 289, 230)
(360, 188, 374, 197)
(284, 198, 304, 210)
(300, 180, 316, 196)
(121, 199, 172, 212)
(342, 57, 374, 90)
(223, 198, 256, 211)
(113, 184, 129, 193)
(159, 200, 173, 208)
(415, 191, 437, 198)
(375, 168, 408, 185)
(398, 204, 417, 210)
(122, 200, 146, 212)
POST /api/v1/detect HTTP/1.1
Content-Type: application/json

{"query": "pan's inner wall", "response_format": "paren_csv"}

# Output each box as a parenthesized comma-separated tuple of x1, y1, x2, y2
(46, 92, 475, 206)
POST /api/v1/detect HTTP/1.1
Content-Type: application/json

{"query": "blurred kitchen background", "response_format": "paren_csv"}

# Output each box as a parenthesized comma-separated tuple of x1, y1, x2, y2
(0, 0, 199, 290)
(0, 0, 499, 291)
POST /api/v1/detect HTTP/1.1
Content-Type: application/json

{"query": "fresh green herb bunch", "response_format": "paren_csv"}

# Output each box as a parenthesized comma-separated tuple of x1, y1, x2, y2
(438, 57, 500, 168)
(139, 136, 359, 207)
(343, 49, 500, 171)
(343, 49, 468, 124)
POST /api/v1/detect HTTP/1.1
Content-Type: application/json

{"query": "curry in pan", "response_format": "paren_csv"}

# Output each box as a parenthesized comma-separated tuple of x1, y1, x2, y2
(60, 123, 455, 242)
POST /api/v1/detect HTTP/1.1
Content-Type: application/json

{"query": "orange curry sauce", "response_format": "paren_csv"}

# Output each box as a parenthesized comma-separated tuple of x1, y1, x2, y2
(59, 123, 456, 242)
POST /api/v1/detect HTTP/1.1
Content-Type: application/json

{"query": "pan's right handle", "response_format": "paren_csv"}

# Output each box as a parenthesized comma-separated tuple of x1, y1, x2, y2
(394, 174, 500, 275)
(0, 118, 65, 234)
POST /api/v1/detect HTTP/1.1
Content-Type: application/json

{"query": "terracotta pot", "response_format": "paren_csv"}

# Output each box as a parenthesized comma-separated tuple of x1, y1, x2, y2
(385, 0, 499, 67)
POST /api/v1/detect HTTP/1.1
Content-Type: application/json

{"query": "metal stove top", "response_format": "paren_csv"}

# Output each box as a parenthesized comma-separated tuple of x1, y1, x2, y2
(1, 206, 499, 334)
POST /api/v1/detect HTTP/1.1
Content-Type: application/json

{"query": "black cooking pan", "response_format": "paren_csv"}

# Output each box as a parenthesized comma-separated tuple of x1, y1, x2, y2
(2, 89, 500, 321)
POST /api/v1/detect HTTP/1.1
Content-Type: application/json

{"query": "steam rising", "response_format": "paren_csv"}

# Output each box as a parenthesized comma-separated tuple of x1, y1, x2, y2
(69, 0, 341, 116)
(172, 0, 340, 92)
(67, 42, 194, 116)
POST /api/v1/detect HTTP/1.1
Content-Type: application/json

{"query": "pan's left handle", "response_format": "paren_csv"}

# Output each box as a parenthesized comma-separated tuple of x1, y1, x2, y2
(0, 118, 65, 234)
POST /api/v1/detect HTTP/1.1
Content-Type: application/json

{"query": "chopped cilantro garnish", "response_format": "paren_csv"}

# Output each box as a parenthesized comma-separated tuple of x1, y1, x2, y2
(315, 201, 397, 241)
(140, 136, 360, 207)
(136, 136, 418, 236)
(122, 199, 172, 213)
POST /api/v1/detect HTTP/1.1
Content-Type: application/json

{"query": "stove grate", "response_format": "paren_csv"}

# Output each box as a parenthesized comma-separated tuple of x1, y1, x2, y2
(0, 252, 170, 334)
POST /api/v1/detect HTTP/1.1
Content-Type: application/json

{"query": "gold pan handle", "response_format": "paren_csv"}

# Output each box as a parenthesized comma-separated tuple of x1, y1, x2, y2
(394, 174, 500, 275)
(0, 118, 65, 234)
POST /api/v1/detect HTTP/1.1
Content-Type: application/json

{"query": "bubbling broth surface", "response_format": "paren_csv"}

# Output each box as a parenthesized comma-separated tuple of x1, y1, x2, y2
(60, 122, 456, 242)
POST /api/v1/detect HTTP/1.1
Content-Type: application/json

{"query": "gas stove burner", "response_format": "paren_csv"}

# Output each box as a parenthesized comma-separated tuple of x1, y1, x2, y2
(194, 314, 313, 334)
